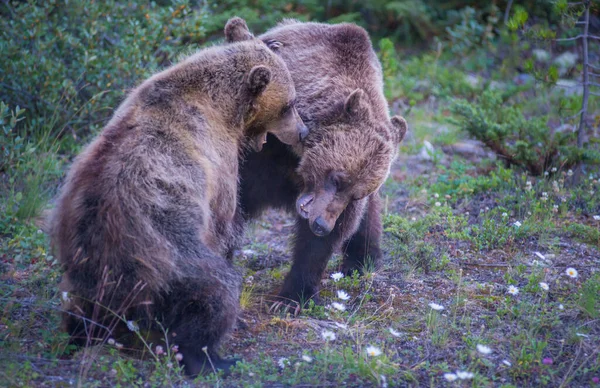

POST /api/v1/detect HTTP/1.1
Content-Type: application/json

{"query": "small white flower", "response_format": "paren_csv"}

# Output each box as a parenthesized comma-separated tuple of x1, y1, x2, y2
(331, 302, 346, 311)
(302, 355, 312, 362)
(558, 304, 564, 310)
(544, 171, 549, 176)
(155, 345, 164, 355)
(540, 282, 549, 291)
(380, 374, 388, 388)
(565, 267, 578, 278)
(322, 330, 336, 341)
(175, 353, 183, 361)
(434, 193, 440, 198)
(126, 320, 139, 332)
(502, 212, 508, 218)
(513, 221, 522, 227)
(428, 302, 444, 311)
(444, 373, 458, 382)
(551, 167, 557, 172)
(567, 169, 573, 177)
(107, 338, 115, 345)
(337, 290, 350, 300)
(507, 285, 519, 295)
(476, 344, 492, 355)
(456, 370, 474, 380)
(278, 357, 289, 369)
(389, 328, 401, 337)
(61, 291, 70, 302)
(435, 201, 441, 207)
(334, 322, 348, 330)
(593, 215, 600, 221)
(552, 205, 559, 213)
(503, 360, 512, 366)
(330, 272, 344, 282)
(365, 345, 382, 357)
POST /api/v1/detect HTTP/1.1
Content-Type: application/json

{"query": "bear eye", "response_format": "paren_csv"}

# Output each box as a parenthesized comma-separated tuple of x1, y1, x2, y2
(328, 173, 347, 192)
(281, 99, 295, 116)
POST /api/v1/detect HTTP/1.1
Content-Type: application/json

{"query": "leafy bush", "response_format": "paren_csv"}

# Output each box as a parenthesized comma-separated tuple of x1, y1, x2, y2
(451, 89, 600, 175)
(0, 0, 210, 142)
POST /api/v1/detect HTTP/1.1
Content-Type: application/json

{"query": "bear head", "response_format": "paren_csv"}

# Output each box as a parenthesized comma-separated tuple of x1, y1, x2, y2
(295, 89, 407, 236)
(225, 17, 308, 152)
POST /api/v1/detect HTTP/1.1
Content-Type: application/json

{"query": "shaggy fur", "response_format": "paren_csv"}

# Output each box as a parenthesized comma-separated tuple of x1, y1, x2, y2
(230, 19, 407, 305)
(49, 20, 305, 376)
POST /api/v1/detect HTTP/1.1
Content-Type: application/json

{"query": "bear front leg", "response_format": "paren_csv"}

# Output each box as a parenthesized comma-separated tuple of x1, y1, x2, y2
(341, 193, 383, 275)
(275, 216, 342, 309)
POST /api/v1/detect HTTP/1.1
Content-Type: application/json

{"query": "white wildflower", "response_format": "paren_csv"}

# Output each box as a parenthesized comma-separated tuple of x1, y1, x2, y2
(155, 345, 164, 355)
(551, 167, 557, 172)
(434, 193, 439, 198)
(567, 169, 573, 177)
(558, 304, 564, 310)
(428, 302, 444, 311)
(365, 345, 382, 357)
(456, 371, 474, 380)
(540, 282, 549, 291)
(513, 221, 522, 227)
(126, 320, 139, 332)
(565, 267, 578, 278)
(435, 201, 441, 207)
(507, 285, 519, 295)
(175, 353, 183, 361)
(330, 272, 344, 282)
(444, 373, 458, 382)
(331, 302, 346, 312)
(278, 357, 289, 369)
(476, 344, 492, 355)
(321, 330, 336, 341)
(302, 355, 312, 362)
(502, 212, 508, 218)
(593, 215, 600, 221)
(107, 338, 115, 345)
(337, 290, 350, 300)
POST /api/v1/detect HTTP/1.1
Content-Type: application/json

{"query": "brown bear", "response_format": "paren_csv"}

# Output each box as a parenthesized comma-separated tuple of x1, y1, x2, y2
(48, 19, 306, 376)
(226, 19, 407, 308)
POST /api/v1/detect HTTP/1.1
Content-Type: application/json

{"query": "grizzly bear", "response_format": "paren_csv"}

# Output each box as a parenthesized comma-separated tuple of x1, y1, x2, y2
(48, 19, 306, 376)
(226, 19, 407, 308)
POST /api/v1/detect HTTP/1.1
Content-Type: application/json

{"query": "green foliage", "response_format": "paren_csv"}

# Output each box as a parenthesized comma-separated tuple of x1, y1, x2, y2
(384, 208, 457, 272)
(451, 90, 600, 175)
(565, 222, 600, 247)
(378, 38, 399, 101)
(578, 274, 600, 319)
(0, 102, 26, 173)
(0, 0, 209, 141)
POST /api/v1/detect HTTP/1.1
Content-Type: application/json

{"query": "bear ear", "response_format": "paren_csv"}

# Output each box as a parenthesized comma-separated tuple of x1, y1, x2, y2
(344, 89, 370, 119)
(248, 65, 272, 96)
(390, 115, 408, 144)
(224, 17, 254, 43)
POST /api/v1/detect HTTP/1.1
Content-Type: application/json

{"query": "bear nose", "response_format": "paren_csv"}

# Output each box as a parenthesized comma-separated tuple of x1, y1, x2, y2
(298, 123, 309, 142)
(311, 216, 332, 237)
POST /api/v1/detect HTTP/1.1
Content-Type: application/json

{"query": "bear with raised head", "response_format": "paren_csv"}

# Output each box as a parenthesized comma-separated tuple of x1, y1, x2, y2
(49, 18, 306, 376)
(226, 18, 407, 307)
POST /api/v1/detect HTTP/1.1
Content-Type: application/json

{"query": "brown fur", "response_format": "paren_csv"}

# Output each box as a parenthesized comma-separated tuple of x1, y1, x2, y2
(49, 20, 304, 376)
(233, 20, 407, 305)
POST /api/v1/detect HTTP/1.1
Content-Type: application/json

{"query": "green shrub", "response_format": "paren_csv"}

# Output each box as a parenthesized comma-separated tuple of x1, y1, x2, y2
(0, 0, 210, 142)
(451, 89, 600, 175)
